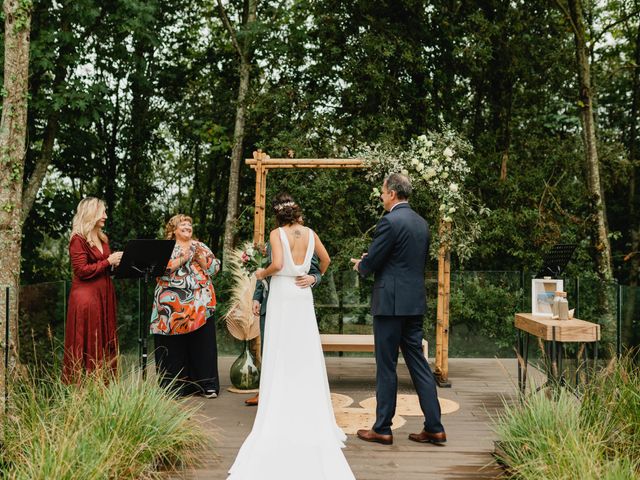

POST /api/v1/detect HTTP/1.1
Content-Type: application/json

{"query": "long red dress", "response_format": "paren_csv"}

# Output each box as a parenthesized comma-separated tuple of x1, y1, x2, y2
(62, 234, 118, 383)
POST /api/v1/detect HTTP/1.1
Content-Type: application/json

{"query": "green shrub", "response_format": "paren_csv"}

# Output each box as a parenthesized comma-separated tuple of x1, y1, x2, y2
(2, 369, 209, 479)
(494, 352, 640, 479)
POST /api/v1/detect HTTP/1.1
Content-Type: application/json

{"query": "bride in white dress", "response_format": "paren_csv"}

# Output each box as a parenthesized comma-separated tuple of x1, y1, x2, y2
(228, 194, 355, 480)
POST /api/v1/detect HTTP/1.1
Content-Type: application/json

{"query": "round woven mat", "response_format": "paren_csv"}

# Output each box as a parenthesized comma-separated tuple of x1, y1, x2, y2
(331, 392, 354, 408)
(330, 393, 458, 435)
(359, 394, 459, 416)
(333, 408, 406, 435)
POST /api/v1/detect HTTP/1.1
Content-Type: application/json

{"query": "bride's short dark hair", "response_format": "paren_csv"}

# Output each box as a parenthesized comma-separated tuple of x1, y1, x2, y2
(272, 192, 303, 226)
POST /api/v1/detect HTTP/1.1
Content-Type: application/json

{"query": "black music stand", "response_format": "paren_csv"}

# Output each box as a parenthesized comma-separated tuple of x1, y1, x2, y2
(535, 244, 577, 279)
(114, 239, 175, 378)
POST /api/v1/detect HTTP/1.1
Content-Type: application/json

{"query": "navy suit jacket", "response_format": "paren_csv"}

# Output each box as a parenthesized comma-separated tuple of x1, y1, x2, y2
(358, 203, 430, 316)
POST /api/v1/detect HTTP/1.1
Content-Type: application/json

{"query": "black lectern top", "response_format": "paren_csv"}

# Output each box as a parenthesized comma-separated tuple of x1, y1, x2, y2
(114, 239, 176, 279)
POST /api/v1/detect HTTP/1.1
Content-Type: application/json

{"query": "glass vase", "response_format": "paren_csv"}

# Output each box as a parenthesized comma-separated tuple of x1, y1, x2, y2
(229, 340, 260, 390)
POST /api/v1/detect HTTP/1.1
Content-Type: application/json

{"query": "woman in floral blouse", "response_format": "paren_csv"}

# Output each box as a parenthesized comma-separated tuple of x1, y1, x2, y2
(151, 214, 221, 397)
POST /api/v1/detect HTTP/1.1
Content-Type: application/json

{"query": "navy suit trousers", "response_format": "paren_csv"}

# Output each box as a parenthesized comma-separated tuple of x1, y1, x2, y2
(372, 315, 444, 435)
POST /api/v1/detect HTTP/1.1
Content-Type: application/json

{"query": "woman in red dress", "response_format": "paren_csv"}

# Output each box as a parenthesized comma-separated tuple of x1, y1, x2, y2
(63, 197, 123, 383)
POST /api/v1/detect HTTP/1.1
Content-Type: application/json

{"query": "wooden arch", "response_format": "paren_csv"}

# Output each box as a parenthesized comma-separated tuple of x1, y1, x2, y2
(246, 150, 452, 385)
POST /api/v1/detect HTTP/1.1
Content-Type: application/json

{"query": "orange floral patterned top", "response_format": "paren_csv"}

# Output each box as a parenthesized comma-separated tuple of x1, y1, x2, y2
(150, 241, 220, 335)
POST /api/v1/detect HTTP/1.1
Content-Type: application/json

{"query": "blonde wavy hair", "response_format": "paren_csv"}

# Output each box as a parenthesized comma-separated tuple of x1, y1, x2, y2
(71, 197, 108, 246)
(165, 214, 194, 240)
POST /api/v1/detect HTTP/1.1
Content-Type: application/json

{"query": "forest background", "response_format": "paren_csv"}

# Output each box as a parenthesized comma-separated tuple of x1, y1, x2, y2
(2, 0, 639, 307)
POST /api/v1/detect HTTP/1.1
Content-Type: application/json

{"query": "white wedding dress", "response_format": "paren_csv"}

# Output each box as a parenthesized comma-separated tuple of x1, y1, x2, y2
(228, 227, 355, 480)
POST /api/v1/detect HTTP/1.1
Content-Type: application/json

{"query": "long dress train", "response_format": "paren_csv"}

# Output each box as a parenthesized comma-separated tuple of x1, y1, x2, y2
(228, 227, 355, 479)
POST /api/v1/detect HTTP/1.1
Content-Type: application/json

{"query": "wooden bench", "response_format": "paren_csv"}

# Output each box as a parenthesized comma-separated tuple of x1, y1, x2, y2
(320, 334, 429, 360)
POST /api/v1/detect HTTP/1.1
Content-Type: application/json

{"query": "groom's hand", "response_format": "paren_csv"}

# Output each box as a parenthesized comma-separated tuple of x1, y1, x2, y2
(351, 253, 366, 272)
(252, 300, 261, 316)
(295, 274, 315, 288)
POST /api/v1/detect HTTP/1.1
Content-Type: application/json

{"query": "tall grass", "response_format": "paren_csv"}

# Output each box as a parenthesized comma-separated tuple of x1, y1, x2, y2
(494, 352, 640, 480)
(580, 354, 640, 462)
(2, 368, 209, 479)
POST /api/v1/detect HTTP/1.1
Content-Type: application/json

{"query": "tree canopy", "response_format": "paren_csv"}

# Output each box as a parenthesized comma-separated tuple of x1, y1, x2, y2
(3, 0, 638, 285)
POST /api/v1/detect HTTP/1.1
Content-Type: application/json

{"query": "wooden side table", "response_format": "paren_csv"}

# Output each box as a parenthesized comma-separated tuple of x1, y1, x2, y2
(515, 313, 601, 394)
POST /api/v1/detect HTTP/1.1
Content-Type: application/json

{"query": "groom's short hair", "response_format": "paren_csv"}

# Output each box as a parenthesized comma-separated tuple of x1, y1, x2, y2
(385, 173, 412, 200)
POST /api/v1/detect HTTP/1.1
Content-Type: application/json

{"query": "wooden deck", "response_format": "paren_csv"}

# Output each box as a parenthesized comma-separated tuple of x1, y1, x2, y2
(165, 357, 520, 480)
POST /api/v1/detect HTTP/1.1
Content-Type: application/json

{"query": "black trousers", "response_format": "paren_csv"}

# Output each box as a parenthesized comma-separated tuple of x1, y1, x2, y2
(154, 317, 220, 396)
(372, 315, 444, 435)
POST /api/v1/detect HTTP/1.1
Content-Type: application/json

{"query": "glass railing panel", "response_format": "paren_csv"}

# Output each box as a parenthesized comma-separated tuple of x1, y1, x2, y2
(18, 281, 67, 371)
(20, 273, 636, 372)
(566, 277, 618, 357)
(442, 271, 522, 358)
(620, 284, 640, 353)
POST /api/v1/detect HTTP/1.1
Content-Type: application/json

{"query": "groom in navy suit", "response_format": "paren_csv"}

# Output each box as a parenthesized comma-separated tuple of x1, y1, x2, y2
(352, 173, 446, 446)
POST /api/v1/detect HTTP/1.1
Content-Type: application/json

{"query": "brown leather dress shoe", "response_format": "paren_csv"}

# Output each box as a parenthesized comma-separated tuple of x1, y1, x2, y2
(244, 393, 259, 406)
(408, 430, 447, 445)
(357, 429, 393, 445)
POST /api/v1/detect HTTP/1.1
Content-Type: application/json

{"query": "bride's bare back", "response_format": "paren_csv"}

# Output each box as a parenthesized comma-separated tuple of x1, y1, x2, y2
(281, 224, 330, 273)
(257, 221, 331, 280)
(281, 225, 310, 265)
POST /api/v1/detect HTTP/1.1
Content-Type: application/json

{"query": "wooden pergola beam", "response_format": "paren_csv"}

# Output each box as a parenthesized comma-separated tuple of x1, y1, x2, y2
(251, 151, 269, 245)
(247, 158, 364, 169)
(250, 164, 363, 169)
(434, 222, 452, 387)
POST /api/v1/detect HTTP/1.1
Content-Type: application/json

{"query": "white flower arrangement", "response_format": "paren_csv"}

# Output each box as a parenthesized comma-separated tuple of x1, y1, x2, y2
(355, 126, 488, 262)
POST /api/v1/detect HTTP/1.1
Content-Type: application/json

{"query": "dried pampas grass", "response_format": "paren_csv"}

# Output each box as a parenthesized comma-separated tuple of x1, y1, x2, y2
(224, 244, 260, 341)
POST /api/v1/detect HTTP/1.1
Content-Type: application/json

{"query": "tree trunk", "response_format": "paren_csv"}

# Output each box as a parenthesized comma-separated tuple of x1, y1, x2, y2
(481, 0, 514, 181)
(0, 0, 32, 398)
(210, 157, 227, 254)
(220, 0, 258, 265)
(566, 0, 613, 282)
(119, 36, 155, 241)
(470, 71, 485, 145)
(21, 112, 58, 222)
(628, 17, 640, 285)
(104, 89, 120, 213)
(191, 144, 200, 215)
(96, 79, 121, 214)
(223, 60, 251, 262)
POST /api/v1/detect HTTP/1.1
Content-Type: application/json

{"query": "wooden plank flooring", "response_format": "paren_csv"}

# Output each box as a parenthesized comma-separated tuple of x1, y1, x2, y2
(164, 357, 522, 480)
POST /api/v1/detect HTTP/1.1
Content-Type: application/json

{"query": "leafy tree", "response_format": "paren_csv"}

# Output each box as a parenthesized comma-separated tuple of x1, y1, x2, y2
(0, 0, 33, 397)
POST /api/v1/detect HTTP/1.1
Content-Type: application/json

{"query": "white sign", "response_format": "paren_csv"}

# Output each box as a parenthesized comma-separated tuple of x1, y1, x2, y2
(532, 278, 564, 317)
